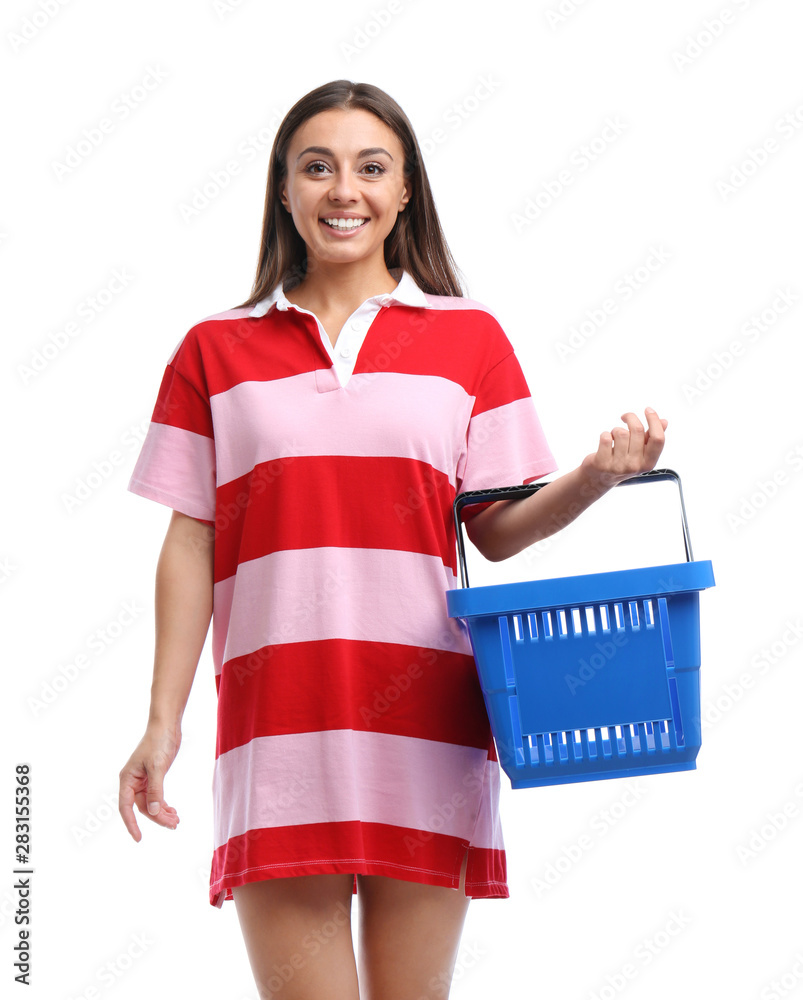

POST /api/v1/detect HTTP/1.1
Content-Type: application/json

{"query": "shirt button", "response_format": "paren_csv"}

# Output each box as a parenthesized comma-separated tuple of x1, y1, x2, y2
(339, 346, 351, 358)
(350, 319, 364, 331)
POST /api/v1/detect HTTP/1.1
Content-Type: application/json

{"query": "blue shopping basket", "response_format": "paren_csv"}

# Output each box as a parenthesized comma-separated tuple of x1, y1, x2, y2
(446, 469, 715, 788)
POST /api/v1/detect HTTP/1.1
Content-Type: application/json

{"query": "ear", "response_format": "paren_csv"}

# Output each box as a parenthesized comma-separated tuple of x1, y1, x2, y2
(398, 180, 412, 211)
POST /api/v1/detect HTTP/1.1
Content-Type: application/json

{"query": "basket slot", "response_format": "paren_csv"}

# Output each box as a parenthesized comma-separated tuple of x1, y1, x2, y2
(643, 599, 655, 628)
(657, 596, 685, 747)
(634, 722, 648, 752)
(668, 685, 684, 747)
(663, 718, 680, 752)
(524, 718, 683, 766)
(497, 616, 517, 689)
(508, 695, 525, 767)
(628, 601, 640, 629)
(531, 603, 624, 641)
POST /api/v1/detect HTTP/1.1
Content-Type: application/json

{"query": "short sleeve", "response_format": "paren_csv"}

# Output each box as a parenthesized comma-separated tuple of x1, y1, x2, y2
(456, 349, 557, 523)
(127, 353, 216, 525)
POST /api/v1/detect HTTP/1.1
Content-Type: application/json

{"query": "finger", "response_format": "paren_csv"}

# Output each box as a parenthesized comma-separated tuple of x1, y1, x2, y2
(643, 417, 669, 446)
(643, 407, 667, 465)
(144, 754, 169, 819)
(596, 429, 613, 463)
(118, 780, 142, 843)
(610, 424, 630, 464)
(134, 789, 179, 829)
(620, 411, 645, 458)
(139, 753, 180, 829)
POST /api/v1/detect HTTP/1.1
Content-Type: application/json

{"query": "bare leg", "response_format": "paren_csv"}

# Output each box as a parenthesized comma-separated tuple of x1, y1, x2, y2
(356, 849, 472, 1000)
(232, 873, 360, 1000)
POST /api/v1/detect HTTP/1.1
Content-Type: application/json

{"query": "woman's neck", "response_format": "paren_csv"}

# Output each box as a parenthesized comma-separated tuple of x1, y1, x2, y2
(284, 258, 400, 315)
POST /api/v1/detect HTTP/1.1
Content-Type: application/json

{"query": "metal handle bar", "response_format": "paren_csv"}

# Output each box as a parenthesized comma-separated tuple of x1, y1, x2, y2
(454, 468, 694, 589)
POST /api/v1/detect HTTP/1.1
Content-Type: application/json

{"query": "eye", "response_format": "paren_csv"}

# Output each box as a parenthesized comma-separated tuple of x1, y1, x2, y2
(362, 162, 386, 175)
(304, 160, 330, 174)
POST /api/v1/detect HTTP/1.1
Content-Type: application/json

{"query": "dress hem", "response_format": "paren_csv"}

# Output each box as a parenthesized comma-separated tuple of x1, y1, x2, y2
(209, 858, 509, 907)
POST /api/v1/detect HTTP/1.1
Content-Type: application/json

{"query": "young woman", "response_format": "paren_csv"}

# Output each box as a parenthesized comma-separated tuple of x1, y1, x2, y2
(118, 79, 667, 1000)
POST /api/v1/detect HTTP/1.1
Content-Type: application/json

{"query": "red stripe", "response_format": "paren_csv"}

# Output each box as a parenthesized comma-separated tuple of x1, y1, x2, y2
(173, 310, 330, 397)
(214, 638, 493, 758)
(151, 365, 213, 437)
(465, 845, 508, 897)
(213, 455, 457, 583)
(172, 306, 520, 401)
(209, 820, 507, 905)
(469, 351, 531, 415)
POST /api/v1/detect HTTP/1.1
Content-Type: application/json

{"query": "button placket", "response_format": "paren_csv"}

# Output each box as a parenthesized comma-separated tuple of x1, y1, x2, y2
(286, 295, 393, 389)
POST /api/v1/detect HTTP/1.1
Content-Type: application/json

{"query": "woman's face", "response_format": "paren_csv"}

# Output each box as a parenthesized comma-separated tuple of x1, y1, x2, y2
(280, 107, 411, 274)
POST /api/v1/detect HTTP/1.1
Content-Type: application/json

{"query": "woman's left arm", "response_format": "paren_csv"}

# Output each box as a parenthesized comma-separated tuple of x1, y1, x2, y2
(465, 407, 668, 563)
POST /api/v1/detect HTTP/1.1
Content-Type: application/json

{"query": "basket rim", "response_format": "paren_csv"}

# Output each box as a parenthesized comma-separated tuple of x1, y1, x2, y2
(446, 559, 715, 618)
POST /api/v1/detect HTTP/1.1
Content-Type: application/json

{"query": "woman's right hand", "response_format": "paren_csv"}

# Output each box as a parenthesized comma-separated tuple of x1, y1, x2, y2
(118, 723, 182, 842)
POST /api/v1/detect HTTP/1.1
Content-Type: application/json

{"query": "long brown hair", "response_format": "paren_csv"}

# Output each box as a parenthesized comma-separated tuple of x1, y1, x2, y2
(231, 80, 466, 309)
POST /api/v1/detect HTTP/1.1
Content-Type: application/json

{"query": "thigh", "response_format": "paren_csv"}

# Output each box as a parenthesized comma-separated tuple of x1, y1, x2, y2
(356, 849, 471, 1000)
(231, 873, 359, 1000)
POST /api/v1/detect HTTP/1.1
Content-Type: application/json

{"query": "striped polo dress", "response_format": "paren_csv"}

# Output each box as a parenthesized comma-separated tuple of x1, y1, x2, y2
(127, 267, 557, 907)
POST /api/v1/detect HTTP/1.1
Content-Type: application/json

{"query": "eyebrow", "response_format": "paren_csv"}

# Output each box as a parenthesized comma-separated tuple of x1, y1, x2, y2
(295, 146, 394, 163)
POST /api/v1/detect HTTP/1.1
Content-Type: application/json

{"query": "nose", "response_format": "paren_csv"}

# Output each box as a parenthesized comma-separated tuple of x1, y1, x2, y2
(328, 166, 359, 203)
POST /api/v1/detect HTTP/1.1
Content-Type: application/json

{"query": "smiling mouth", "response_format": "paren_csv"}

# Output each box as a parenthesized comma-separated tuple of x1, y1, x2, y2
(321, 218, 369, 230)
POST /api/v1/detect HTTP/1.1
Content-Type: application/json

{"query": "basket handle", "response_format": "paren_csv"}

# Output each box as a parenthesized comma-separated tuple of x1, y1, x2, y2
(453, 467, 694, 589)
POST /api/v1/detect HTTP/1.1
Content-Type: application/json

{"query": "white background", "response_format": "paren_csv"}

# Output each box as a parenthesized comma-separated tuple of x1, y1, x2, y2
(4, 0, 803, 998)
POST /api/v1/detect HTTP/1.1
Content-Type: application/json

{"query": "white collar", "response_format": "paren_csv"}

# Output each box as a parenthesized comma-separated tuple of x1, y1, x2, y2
(248, 267, 430, 318)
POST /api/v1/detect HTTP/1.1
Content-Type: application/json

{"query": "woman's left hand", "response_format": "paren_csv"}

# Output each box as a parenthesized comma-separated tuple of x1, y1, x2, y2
(579, 407, 668, 491)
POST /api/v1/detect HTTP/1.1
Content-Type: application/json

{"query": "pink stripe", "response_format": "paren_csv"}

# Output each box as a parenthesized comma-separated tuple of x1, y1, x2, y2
(198, 307, 255, 323)
(212, 729, 500, 850)
(470, 757, 505, 850)
(128, 422, 215, 520)
(215, 546, 470, 665)
(421, 293, 501, 322)
(210, 370, 472, 487)
(457, 396, 557, 495)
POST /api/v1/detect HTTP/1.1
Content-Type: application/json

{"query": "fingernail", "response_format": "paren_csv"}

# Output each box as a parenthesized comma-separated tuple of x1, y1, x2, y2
(148, 802, 160, 815)
(646, 406, 656, 413)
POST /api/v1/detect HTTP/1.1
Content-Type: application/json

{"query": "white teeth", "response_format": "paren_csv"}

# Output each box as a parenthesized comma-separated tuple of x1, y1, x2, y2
(323, 218, 367, 229)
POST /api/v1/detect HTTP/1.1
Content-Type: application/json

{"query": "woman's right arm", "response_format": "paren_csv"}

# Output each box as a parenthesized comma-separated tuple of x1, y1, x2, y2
(118, 510, 215, 842)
